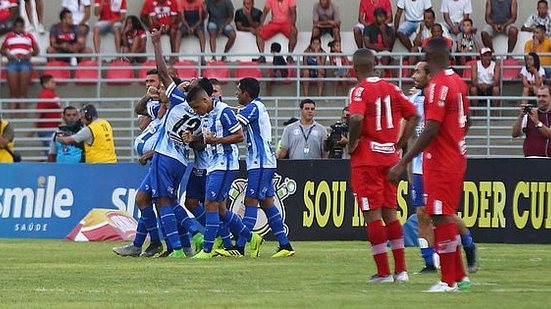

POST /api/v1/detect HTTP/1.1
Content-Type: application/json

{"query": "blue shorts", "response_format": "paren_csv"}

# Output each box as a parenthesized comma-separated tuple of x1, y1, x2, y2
(398, 20, 421, 37)
(207, 21, 235, 36)
(186, 168, 206, 201)
(139, 154, 187, 201)
(410, 173, 425, 208)
(6, 59, 32, 73)
(206, 170, 239, 202)
(246, 168, 275, 200)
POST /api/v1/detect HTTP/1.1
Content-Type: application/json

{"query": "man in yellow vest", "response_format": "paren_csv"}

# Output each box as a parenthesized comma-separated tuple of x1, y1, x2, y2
(56, 104, 117, 163)
(0, 116, 16, 163)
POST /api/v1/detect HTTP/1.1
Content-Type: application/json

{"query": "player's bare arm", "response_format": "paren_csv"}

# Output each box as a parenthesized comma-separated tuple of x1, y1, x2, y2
(347, 113, 363, 154)
(204, 129, 244, 145)
(151, 27, 173, 89)
(395, 114, 420, 151)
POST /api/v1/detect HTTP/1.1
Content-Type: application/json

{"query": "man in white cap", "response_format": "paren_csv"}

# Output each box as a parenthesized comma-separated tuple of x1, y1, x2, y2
(470, 47, 501, 114)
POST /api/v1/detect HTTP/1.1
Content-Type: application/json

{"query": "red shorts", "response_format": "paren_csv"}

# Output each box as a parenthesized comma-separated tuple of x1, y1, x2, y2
(259, 22, 292, 40)
(351, 165, 397, 211)
(424, 170, 464, 216)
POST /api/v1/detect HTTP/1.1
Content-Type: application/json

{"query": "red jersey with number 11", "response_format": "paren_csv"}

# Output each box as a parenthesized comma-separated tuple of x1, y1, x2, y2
(423, 69, 470, 173)
(349, 77, 417, 167)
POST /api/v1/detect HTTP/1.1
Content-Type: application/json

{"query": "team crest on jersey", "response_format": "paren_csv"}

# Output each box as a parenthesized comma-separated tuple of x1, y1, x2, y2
(228, 174, 296, 237)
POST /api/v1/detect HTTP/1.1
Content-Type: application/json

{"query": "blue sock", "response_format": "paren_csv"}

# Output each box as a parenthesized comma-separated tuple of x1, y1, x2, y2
(159, 218, 172, 251)
(189, 203, 206, 226)
(141, 205, 160, 244)
(203, 211, 220, 253)
(461, 229, 474, 249)
(172, 205, 192, 248)
(222, 211, 252, 243)
(133, 217, 147, 248)
(264, 205, 289, 246)
(236, 206, 259, 247)
(218, 222, 233, 248)
(418, 238, 435, 267)
(158, 206, 182, 250)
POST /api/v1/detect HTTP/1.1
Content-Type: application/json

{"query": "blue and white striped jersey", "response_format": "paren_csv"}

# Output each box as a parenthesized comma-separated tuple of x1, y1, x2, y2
(236, 98, 277, 170)
(134, 100, 162, 156)
(203, 99, 241, 173)
(154, 82, 202, 165)
(410, 91, 425, 175)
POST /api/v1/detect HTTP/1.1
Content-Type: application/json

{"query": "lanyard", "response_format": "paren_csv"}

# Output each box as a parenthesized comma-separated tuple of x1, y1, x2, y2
(299, 124, 315, 143)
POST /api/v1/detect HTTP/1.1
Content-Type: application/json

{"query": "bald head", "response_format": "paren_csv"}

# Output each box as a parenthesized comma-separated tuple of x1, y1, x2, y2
(353, 49, 375, 79)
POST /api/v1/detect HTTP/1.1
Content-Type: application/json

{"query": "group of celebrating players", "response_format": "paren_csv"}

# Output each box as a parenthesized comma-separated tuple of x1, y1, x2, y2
(112, 27, 477, 292)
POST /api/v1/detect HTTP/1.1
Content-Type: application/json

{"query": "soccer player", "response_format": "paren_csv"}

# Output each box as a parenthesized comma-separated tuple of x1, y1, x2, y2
(185, 85, 263, 259)
(409, 61, 479, 274)
(348, 48, 419, 283)
(389, 38, 471, 292)
(216, 77, 294, 258)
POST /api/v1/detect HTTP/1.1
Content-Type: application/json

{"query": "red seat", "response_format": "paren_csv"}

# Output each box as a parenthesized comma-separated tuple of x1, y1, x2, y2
(502, 58, 522, 81)
(203, 60, 231, 84)
(106, 59, 134, 85)
(75, 60, 99, 85)
(462, 60, 477, 80)
(43, 60, 71, 82)
(235, 61, 262, 80)
(173, 60, 198, 80)
(137, 59, 157, 81)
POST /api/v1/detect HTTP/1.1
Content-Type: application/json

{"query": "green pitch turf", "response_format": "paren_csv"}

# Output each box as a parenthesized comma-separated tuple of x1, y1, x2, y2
(1, 240, 551, 308)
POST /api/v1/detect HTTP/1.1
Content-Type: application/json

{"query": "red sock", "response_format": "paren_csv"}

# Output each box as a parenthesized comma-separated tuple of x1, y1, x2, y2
(367, 220, 390, 276)
(454, 239, 466, 281)
(385, 220, 406, 273)
(434, 222, 459, 287)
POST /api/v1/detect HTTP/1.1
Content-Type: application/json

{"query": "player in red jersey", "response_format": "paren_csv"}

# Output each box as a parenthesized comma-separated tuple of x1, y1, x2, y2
(348, 48, 419, 283)
(388, 38, 471, 292)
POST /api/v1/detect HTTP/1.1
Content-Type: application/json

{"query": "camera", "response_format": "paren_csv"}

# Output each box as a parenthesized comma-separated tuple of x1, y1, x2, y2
(327, 121, 349, 159)
(524, 103, 536, 114)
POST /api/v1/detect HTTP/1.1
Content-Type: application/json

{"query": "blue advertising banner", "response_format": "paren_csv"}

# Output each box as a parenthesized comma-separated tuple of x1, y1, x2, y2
(0, 163, 148, 238)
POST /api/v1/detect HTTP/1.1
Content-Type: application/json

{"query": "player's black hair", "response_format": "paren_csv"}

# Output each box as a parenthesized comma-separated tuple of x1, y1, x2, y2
(40, 75, 54, 87)
(146, 69, 159, 75)
(186, 86, 207, 104)
(63, 106, 78, 115)
(300, 99, 316, 109)
(425, 37, 450, 56)
(199, 77, 214, 97)
(60, 8, 72, 21)
(81, 104, 98, 121)
(238, 78, 260, 99)
(352, 48, 375, 67)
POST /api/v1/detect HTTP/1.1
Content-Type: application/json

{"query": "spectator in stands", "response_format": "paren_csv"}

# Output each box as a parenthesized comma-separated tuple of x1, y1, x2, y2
(470, 48, 501, 114)
(394, 0, 432, 51)
(62, 0, 92, 37)
(93, 0, 127, 54)
(234, 0, 262, 35)
(175, 0, 207, 65)
(301, 37, 326, 97)
(256, 0, 298, 63)
(36, 75, 61, 155)
(0, 114, 16, 163)
(277, 99, 328, 160)
(411, 9, 447, 64)
(143, 0, 179, 61)
(0, 0, 19, 36)
(363, 8, 394, 65)
(47, 9, 92, 62)
(266, 42, 288, 96)
(522, 0, 551, 37)
(1, 17, 39, 110)
(205, 0, 236, 61)
(525, 25, 551, 76)
(481, 0, 519, 55)
(311, 0, 340, 42)
(512, 85, 551, 158)
(328, 40, 350, 96)
(121, 15, 147, 63)
(48, 106, 84, 163)
(353, 0, 392, 49)
(520, 53, 546, 104)
(421, 24, 453, 51)
(456, 18, 481, 65)
(56, 104, 118, 163)
(24, 0, 44, 34)
(209, 78, 223, 100)
(441, 0, 472, 36)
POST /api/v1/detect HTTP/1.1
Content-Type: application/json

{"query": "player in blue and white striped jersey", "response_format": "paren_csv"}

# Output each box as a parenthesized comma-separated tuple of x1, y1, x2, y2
(185, 85, 263, 259)
(218, 78, 294, 258)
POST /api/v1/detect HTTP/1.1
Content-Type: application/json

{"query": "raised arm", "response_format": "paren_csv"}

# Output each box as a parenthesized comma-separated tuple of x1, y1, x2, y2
(151, 28, 173, 88)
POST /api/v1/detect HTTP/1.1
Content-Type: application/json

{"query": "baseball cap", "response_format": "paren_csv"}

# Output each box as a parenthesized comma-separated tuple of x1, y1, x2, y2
(480, 47, 493, 55)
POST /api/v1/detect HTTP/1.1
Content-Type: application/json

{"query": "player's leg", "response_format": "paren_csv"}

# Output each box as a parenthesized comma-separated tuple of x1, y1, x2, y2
(234, 169, 262, 249)
(193, 171, 224, 258)
(454, 215, 479, 273)
(410, 173, 437, 273)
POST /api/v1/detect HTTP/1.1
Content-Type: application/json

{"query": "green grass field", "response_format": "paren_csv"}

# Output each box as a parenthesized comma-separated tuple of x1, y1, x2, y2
(1, 240, 551, 308)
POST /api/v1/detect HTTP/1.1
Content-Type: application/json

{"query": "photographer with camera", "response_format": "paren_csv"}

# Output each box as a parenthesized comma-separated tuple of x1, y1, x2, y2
(324, 106, 350, 159)
(512, 85, 551, 158)
(48, 106, 84, 163)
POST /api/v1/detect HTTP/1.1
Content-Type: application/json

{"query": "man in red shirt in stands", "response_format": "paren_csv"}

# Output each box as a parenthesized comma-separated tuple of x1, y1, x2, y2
(143, 0, 179, 60)
(389, 38, 472, 292)
(348, 48, 419, 283)
(93, 0, 127, 54)
(36, 75, 61, 157)
(256, 0, 298, 63)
